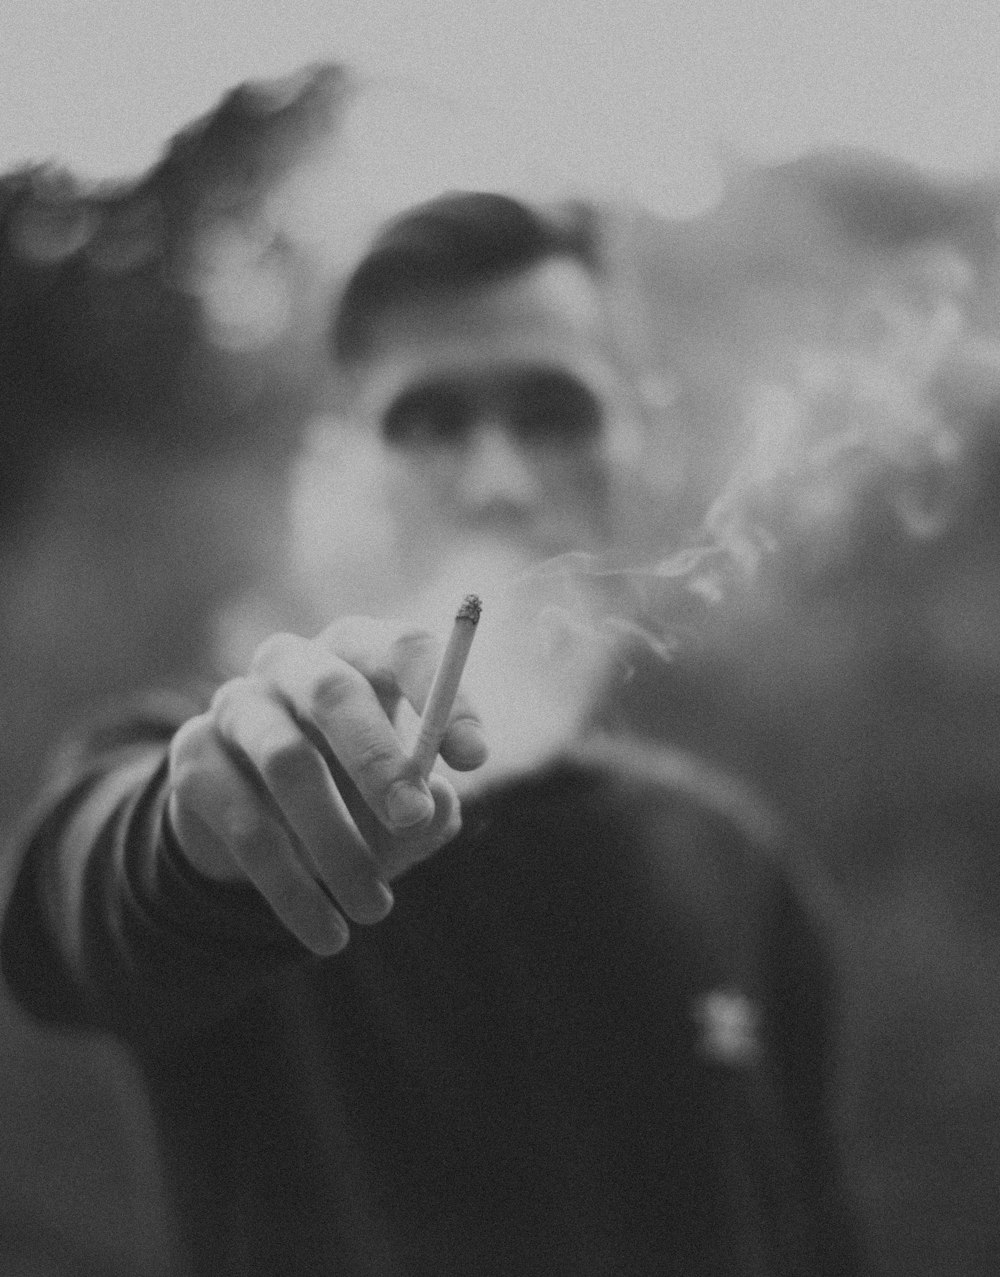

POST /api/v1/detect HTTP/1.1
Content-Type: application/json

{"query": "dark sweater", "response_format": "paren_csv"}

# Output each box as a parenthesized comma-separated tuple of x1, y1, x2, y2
(1, 696, 869, 1276)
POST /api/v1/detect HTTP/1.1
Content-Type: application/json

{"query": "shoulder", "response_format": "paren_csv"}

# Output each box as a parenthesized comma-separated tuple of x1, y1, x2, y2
(445, 736, 801, 971)
(448, 734, 844, 1028)
(462, 733, 797, 918)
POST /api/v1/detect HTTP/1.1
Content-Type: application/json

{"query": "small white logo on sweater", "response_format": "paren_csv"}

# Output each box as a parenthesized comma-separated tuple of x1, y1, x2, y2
(692, 988, 761, 1067)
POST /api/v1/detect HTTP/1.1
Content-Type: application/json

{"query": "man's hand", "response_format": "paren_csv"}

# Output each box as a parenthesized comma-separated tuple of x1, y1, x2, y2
(166, 617, 488, 955)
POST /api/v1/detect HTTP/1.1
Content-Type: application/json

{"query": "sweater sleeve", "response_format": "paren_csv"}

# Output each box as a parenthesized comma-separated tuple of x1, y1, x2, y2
(1, 691, 312, 1045)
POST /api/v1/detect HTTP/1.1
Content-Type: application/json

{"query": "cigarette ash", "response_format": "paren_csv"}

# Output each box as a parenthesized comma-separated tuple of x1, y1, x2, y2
(457, 593, 482, 624)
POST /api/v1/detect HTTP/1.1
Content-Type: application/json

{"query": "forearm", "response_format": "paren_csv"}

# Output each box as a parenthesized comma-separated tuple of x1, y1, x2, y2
(1, 703, 308, 1044)
(2, 617, 489, 1040)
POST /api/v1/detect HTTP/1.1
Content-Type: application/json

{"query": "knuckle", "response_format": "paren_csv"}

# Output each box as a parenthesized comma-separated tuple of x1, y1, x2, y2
(390, 626, 436, 668)
(389, 627, 441, 691)
(168, 760, 204, 815)
(259, 734, 312, 790)
(208, 677, 252, 724)
(309, 664, 360, 718)
(169, 713, 213, 764)
(353, 734, 401, 777)
(250, 631, 302, 674)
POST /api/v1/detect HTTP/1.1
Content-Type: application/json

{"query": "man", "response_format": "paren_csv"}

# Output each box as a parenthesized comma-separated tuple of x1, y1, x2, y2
(293, 192, 692, 786)
(1, 614, 868, 1276)
(327, 191, 685, 603)
(1, 192, 871, 1275)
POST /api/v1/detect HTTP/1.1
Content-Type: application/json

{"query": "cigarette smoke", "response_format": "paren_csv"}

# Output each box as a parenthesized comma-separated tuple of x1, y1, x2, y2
(11, 65, 999, 802)
(283, 149, 1000, 791)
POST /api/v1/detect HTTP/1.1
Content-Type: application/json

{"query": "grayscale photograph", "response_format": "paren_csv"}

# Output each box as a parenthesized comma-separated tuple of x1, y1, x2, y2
(1, 2, 998, 1273)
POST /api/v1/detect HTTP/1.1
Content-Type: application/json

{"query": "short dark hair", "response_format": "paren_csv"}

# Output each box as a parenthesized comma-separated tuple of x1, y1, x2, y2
(331, 191, 599, 368)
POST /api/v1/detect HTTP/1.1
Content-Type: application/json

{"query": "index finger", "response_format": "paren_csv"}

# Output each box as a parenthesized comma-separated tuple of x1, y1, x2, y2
(318, 619, 488, 773)
(257, 639, 437, 835)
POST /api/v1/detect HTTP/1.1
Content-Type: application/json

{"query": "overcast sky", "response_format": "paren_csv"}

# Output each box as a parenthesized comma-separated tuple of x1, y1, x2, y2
(3, 0, 999, 215)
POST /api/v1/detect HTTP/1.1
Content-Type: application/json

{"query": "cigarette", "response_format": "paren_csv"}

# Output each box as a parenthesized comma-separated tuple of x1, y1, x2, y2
(410, 594, 482, 779)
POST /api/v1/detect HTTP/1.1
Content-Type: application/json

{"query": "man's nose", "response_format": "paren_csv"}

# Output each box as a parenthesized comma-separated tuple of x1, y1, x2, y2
(456, 422, 544, 515)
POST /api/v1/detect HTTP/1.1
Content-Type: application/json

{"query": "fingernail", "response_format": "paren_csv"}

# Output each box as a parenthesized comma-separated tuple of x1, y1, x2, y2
(386, 781, 435, 828)
(446, 719, 489, 768)
(307, 910, 349, 958)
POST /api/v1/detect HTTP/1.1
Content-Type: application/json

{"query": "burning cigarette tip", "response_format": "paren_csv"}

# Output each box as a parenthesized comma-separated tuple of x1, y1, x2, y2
(457, 594, 483, 624)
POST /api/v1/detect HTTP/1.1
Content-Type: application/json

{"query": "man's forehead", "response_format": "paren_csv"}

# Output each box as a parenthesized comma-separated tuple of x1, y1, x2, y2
(350, 258, 619, 408)
(368, 260, 603, 361)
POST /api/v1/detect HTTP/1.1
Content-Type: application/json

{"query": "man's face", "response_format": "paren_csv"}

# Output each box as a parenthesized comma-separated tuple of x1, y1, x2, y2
(345, 257, 651, 592)
(295, 255, 684, 787)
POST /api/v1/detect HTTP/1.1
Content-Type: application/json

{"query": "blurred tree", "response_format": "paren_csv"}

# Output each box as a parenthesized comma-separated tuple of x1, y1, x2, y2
(0, 63, 350, 1277)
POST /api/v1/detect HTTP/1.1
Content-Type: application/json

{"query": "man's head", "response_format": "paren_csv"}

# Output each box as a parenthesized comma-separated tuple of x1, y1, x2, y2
(328, 192, 663, 589)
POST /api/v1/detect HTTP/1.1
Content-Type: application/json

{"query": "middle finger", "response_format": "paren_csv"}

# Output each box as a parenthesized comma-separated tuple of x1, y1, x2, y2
(212, 681, 395, 926)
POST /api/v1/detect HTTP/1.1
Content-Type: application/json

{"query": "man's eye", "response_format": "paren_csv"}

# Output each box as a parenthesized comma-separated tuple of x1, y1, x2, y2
(508, 371, 603, 445)
(382, 387, 470, 448)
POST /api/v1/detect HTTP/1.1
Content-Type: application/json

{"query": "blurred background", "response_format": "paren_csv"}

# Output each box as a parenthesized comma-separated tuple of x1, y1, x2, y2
(4, 0, 1000, 208)
(3, 1, 1000, 1273)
